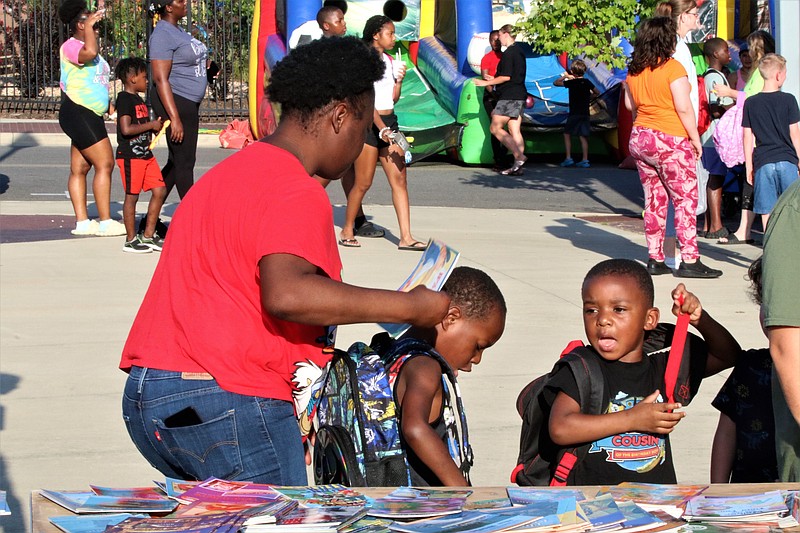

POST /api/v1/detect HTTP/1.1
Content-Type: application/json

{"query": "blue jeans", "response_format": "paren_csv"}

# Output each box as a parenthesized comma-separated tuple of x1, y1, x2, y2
(122, 366, 307, 484)
(753, 161, 800, 214)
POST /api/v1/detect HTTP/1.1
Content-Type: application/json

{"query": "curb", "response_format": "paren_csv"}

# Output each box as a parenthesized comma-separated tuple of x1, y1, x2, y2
(0, 131, 224, 148)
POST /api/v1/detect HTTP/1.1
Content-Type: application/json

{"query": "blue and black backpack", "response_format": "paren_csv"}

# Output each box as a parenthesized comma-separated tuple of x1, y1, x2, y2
(314, 333, 473, 487)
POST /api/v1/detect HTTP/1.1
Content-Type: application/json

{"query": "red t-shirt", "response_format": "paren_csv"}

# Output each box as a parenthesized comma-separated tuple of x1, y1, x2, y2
(120, 142, 342, 410)
(480, 50, 502, 77)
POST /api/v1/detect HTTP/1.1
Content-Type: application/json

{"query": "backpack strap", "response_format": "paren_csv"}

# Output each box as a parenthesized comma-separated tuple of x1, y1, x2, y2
(373, 334, 474, 482)
(664, 295, 690, 404)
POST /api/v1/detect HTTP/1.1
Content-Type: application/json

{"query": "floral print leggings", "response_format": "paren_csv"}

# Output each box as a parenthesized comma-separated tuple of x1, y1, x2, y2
(629, 126, 699, 262)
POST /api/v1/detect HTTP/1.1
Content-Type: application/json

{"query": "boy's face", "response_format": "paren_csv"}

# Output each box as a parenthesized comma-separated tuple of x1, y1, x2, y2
(716, 46, 731, 66)
(435, 306, 505, 375)
(130, 70, 148, 93)
(323, 10, 346, 36)
(581, 274, 659, 363)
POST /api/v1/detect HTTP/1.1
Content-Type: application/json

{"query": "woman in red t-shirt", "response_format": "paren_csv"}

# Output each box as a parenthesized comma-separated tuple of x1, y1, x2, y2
(624, 17, 721, 279)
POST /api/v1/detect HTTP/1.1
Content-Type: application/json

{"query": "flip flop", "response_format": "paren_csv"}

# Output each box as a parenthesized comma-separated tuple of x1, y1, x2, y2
(355, 222, 385, 238)
(338, 238, 361, 248)
(398, 241, 427, 251)
(717, 233, 754, 245)
(703, 228, 729, 240)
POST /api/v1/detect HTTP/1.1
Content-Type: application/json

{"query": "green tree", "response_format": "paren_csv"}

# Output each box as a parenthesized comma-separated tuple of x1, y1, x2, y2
(515, 0, 659, 70)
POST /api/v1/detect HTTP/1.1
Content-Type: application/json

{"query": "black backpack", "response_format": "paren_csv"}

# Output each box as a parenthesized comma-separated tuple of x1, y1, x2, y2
(511, 321, 695, 487)
(314, 334, 473, 487)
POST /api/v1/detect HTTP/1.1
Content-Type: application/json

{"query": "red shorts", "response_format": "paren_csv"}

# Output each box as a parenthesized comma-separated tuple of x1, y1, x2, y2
(117, 158, 165, 195)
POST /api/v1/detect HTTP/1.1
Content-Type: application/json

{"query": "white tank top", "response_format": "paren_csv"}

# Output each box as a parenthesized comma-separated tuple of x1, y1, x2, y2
(374, 53, 396, 111)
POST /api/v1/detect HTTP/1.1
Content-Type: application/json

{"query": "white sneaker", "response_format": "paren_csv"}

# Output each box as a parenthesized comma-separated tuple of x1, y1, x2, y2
(97, 219, 127, 237)
(71, 219, 100, 236)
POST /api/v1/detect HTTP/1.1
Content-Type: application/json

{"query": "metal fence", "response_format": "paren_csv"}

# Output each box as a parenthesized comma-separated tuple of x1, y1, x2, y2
(0, 0, 254, 121)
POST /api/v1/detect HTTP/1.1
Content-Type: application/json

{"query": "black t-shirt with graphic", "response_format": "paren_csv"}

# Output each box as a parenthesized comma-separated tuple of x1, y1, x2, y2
(115, 91, 153, 160)
(495, 43, 527, 101)
(545, 325, 708, 485)
(564, 77, 595, 117)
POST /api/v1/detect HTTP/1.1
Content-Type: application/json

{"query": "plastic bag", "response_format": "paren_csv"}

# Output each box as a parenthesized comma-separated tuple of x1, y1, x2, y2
(713, 95, 746, 168)
(219, 119, 255, 150)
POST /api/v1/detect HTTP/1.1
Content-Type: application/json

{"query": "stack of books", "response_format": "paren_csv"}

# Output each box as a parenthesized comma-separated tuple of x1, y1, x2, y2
(683, 490, 799, 530)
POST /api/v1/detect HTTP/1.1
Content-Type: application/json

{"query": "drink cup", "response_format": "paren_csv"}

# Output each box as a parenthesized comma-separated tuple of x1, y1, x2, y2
(392, 61, 406, 79)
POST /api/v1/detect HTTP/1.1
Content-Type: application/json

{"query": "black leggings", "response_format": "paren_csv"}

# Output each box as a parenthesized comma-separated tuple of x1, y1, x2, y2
(150, 89, 200, 200)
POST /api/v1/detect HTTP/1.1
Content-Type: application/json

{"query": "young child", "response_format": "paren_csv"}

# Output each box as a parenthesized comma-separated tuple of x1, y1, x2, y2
(114, 57, 166, 254)
(710, 257, 777, 483)
(701, 38, 735, 241)
(555, 59, 599, 168)
(389, 266, 506, 486)
(545, 258, 738, 484)
(742, 53, 800, 230)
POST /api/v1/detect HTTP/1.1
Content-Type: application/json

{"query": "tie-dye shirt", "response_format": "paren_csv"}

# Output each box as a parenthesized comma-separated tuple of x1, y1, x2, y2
(59, 37, 110, 116)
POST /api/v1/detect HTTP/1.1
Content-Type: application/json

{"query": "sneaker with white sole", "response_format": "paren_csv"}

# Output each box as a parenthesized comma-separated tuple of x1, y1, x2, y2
(71, 219, 100, 236)
(122, 238, 152, 254)
(97, 219, 127, 237)
(138, 233, 165, 251)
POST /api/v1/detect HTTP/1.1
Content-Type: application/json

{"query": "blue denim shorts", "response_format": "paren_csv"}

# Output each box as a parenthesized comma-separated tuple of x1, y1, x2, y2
(121, 366, 307, 484)
(753, 161, 800, 214)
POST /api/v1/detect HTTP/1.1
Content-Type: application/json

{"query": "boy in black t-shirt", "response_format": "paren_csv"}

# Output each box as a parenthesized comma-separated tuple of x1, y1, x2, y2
(545, 259, 739, 484)
(554, 59, 598, 168)
(114, 57, 167, 254)
(742, 53, 800, 230)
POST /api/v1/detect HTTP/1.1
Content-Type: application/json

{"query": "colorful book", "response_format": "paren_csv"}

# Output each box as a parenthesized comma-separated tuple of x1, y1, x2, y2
(366, 497, 466, 519)
(272, 485, 367, 507)
(387, 487, 472, 500)
(49, 514, 148, 533)
(491, 497, 578, 526)
(153, 478, 200, 501)
(506, 487, 586, 506)
(379, 239, 460, 338)
(173, 496, 297, 519)
(103, 513, 242, 533)
(339, 516, 394, 533)
(175, 477, 285, 506)
(90, 486, 167, 500)
(683, 491, 789, 522)
(576, 493, 626, 530)
(387, 510, 545, 533)
(616, 501, 665, 532)
(245, 505, 368, 532)
(463, 498, 513, 511)
(596, 483, 708, 518)
(40, 490, 178, 514)
(0, 490, 9, 516)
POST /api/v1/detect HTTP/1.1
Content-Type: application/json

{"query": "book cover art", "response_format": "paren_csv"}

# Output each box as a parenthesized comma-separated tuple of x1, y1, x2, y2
(366, 498, 466, 519)
(379, 239, 460, 338)
(339, 515, 394, 533)
(463, 498, 513, 511)
(176, 477, 284, 505)
(598, 483, 708, 506)
(103, 513, 241, 533)
(387, 510, 542, 533)
(272, 485, 367, 507)
(387, 487, 472, 500)
(172, 497, 296, 518)
(577, 494, 626, 529)
(90, 486, 168, 500)
(616, 500, 665, 531)
(683, 491, 788, 521)
(491, 497, 578, 527)
(153, 478, 200, 502)
(270, 505, 367, 530)
(49, 514, 148, 533)
(40, 490, 178, 514)
(506, 487, 586, 506)
(0, 490, 9, 516)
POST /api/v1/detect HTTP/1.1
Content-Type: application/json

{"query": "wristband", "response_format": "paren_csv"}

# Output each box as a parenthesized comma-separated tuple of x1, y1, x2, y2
(378, 126, 391, 140)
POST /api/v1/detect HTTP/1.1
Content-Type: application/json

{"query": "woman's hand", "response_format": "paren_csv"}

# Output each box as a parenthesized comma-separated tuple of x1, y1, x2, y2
(169, 116, 184, 143)
(84, 9, 105, 29)
(690, 137, 702, 159)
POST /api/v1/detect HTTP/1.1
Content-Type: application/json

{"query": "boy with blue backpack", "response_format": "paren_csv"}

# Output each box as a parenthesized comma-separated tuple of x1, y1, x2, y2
(513, 259, 739, 485)
(315, 267, 506, 486)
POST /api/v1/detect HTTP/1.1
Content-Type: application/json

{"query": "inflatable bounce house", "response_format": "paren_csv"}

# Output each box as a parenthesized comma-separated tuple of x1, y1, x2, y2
(248, 0, 775, 165)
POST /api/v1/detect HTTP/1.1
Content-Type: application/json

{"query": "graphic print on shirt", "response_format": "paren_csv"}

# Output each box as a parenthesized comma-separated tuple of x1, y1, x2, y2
(292, 359, 326, 439)
(588, 390, 666, 473)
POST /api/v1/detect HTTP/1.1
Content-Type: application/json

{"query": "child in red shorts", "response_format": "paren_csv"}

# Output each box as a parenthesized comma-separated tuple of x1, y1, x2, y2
(114, 57, 166, 253)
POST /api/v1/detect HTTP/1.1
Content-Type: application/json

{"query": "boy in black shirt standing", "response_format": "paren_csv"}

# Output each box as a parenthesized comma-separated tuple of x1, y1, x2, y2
(114, 57, 167, 254)
(742, 53, 800, 230)
(474, 24, 527, 176)
(555, 59, 598, 168)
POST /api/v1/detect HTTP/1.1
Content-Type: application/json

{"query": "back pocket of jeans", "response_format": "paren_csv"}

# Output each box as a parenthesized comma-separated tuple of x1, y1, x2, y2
(154, 409, 243, 480)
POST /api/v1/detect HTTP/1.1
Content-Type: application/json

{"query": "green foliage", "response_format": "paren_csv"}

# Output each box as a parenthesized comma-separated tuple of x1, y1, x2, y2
(516, 0, 659, 70)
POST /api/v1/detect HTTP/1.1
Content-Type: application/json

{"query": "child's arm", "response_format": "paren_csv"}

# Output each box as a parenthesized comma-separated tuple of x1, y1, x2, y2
(396, 357, 469, 486)
(554, 73, 568, 87)
(259, 253, 450, 327)
(474, 75, 510, 88)
(118, 113, 163, 137)
(549, 389, 685, 446)
(789, 122, 800, 170)
(670, 284, 740, 376)
(710, 412, 736, 483)
(743, 126, 755, 185)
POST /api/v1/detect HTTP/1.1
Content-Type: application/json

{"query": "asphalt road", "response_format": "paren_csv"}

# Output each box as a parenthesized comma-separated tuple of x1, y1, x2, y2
(0, 144, 645, 214)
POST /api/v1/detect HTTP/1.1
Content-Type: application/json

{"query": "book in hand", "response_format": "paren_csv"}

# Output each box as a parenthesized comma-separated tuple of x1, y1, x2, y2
(40, 490, 178, 514)
(244, 505, 368, 532)
(683, 490, 790, 522)
(366, 497, 466, 519)
(49, 513, 148, 533)
(379, 238, 460, 338)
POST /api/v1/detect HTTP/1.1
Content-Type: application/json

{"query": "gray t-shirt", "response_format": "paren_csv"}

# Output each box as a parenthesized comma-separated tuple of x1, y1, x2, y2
(149, 20, 208, 103)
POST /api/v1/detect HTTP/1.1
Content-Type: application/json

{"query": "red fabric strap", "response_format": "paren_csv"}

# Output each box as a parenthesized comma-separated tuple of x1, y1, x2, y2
(550, 451, 578, 486)
(664, 294, 690, 404)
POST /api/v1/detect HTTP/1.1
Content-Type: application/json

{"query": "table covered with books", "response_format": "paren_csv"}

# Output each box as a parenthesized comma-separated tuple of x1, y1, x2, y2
(30, 480, 800, 533)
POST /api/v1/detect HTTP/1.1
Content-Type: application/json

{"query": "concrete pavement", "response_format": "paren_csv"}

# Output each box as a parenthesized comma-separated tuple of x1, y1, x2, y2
(0, 130, 767, 532)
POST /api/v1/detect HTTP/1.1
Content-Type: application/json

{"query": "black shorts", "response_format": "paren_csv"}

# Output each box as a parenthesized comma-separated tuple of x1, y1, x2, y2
(365, 112, 397, 149)
(565, 115, 591, 137)
(58, 94, 108, 150)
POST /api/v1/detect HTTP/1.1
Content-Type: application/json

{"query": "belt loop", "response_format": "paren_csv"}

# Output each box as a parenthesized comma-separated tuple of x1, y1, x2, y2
(137, 367, 148, 394)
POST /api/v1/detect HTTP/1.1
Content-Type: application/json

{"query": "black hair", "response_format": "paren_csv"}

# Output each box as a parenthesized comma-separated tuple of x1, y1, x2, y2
(628, 17, 677, 76)
(362, 15, 392, 43)
(747, 256, 763, 306)
(489, 30, 499, 37)
(115, 57, 148, 83)
(316, 5, 343, 27)
(703, 37, 727, 59)
(146, 0, 172, 17)
(583, 259, 655, 307)
(267, 36, 384, 124)
(442, 267, 506, 321)
(59, 0, 87, 31)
